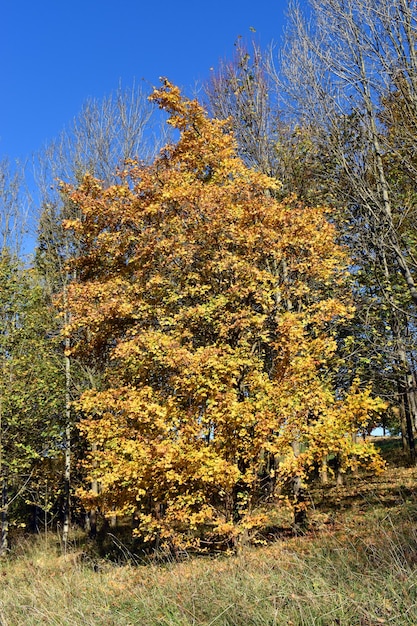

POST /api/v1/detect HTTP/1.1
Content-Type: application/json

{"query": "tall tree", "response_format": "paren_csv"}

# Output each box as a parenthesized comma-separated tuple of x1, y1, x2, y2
(63, 80, 384, 551)
(273, 0, 417, 450)
(206, 40, 278, 176)
(206, 41, 329, 204)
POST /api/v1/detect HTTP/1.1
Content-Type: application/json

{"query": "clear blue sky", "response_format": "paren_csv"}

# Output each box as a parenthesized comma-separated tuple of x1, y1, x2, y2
(1, 0, 287, 163)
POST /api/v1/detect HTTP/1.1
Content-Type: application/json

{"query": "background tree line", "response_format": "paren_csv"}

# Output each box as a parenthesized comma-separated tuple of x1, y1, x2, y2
(0, 0, 415, 552)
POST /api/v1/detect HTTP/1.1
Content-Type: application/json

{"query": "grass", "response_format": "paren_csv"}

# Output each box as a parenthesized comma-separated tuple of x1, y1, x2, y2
(1, 439, 417, 625)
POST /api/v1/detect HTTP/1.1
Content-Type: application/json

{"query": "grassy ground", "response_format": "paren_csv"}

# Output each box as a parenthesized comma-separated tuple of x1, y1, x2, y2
(1, 438, 417, 625)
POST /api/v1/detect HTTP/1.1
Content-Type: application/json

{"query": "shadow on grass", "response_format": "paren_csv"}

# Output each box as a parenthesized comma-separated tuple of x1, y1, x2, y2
(69, 437, 417, 564)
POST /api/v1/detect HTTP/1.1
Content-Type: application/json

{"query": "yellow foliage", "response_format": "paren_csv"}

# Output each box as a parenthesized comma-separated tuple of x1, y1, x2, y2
(63, 80, 384, 549)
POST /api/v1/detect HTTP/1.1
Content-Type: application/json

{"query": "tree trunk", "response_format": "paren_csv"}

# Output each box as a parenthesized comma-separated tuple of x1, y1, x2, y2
(1, 476, 8, 555)
(391, 311, 417, 464)
(0, 381, 6, 555)
(87, 446, 99, 539)
(397, 375, 416, 463)
(320, 458, 328, 485)
(291, 441, 306, 530)
(335, 454, 344, 486)
(351, 432, 359, 477)
(62, 319, 71, 550)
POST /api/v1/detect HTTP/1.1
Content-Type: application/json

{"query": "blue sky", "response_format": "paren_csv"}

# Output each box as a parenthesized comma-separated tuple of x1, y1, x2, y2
(1, 0, 287, 163)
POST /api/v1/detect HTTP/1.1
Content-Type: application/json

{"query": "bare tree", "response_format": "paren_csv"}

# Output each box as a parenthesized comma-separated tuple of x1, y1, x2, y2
(206, 40, 279, 176)
(0, 159, 28, 256)
(276, 0, 417, 300)
(205, 41, 329, 203)
(273, 0, 417, 450)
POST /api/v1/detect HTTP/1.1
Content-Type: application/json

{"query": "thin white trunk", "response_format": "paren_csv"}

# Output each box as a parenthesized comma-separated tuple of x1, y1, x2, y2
(63, 339, 71, 549)
(62, 281, 71, 550)
(1, 477, 8, 554)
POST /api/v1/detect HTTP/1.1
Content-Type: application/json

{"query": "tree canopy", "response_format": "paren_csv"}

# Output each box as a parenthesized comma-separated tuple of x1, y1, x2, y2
(62, 80, 385, 550)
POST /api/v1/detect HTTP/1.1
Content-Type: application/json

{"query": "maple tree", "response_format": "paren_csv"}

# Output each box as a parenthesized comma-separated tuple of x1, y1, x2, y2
(63, 80, 384, 550)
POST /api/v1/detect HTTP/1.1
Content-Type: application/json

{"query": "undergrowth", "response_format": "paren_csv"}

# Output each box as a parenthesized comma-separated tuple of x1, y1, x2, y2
(1, 440, 417, 625)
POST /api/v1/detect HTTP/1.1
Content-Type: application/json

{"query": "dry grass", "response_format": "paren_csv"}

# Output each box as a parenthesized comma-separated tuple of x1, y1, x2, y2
(1, 448, 417, 625)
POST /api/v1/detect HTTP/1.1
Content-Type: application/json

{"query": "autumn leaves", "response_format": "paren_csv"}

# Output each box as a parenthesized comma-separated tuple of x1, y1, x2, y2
(64, 81, 384, 549)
